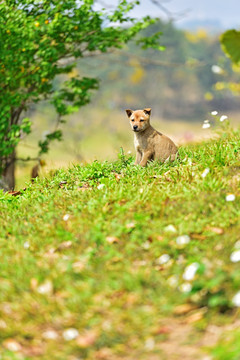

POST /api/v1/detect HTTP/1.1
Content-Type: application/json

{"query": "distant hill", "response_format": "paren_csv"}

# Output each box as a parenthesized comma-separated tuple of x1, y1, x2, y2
(177, 18, 224, 34)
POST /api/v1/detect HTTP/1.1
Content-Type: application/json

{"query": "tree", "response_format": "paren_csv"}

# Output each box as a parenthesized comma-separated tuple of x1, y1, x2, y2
(0, 0, 162, 190)
(221, 30, 240, 65)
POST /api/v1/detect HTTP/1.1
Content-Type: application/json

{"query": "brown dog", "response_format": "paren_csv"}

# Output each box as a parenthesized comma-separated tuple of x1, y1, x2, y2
(126, 108, 178, 166)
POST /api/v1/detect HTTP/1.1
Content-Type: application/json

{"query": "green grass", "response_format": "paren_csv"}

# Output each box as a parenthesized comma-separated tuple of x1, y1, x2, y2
(0, 127, 240, 359)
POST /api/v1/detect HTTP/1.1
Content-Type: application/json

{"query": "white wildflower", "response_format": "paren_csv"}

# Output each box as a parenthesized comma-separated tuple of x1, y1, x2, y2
(63, 214, 70, 221)
(183, 262, 199, 281)
(63, 328, 79, 341)
(179, 283, 192, 293)
(211, 111, 218, 116)
(97, 184, 105, 190)
(156, 254, 170, 265)
(230, 250, 240, 263)
(232, 291, 240, 307)
(201, 168, 210, 178)
(226, 194, 235, 202)
(176, 235, 190, 246)
(202, 123, 210, 129)
(211, 65, 223, 74)
(220, 115, 228, 122)
(139, 188, 144, 194)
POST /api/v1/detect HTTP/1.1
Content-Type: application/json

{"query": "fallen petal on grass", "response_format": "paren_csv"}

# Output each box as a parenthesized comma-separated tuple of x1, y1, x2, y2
(234, 240, 240, 249)
(3, 339, 22, 352)
(156, 254, 170, 265)
(42, 330, 59, 340)
(37, 280, 53, 295)
(183, 263, 199, 281)
(144, 337, 155, 351)
(114, 173, 121, 181)
(179, 283, 192, 293)
(76, 330, 98, 348)
(142, 241, 151, 250)
(167, 275, 178, 288)
(126, 222, 135, 229)
(201, 168, 210, 178)
(230, 250, 240, 263)
(206, 226, 224, 235)
(97, 184, 105, 190)
(23, 241, 30, 249)
(106, 236, 119, 244)
(63, 214, 70, 221)
(63, 328, 79, 341)
(176, 235, 190, 246)
(232, 291, 240, 307)
(72, 261, 85, 273)
(164, 224, 177, 233)
(226, 194, 235, 202)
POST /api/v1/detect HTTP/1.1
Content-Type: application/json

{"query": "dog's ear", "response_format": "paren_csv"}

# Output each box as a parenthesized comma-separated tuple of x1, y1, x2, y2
(125, 109, 133, 118)
(143, 108, 151, 116)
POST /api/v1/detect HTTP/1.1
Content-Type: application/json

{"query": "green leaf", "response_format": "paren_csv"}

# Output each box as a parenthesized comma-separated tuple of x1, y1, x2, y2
(220, 29, 240, 64)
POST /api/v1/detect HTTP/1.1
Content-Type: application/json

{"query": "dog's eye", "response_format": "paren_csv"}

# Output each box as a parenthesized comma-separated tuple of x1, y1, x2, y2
(131, 119, 134, 122)
(140, 119, 144, 122)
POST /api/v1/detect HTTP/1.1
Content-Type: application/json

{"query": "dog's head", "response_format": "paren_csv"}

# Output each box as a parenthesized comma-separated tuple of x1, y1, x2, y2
(125, 108, 151, 133)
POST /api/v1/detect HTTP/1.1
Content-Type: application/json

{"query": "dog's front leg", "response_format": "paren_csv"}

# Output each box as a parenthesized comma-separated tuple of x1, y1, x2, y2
(139, 151, 153, 167)
(135, 150, 142, 165)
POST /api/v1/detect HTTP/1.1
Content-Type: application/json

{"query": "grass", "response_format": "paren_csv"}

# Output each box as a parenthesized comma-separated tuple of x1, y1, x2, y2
(0, 124, 240, 359)
(16, 106, 231, 189)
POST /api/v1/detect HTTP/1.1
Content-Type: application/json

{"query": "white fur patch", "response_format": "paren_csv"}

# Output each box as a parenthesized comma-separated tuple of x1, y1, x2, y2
(134, 134, 140, 151)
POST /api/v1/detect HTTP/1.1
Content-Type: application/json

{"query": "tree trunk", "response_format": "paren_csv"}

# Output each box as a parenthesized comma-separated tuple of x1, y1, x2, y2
(1, 150, 16, 191)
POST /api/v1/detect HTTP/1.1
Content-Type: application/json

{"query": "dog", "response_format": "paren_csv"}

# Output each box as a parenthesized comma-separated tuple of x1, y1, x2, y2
(125, 108, 178, 167)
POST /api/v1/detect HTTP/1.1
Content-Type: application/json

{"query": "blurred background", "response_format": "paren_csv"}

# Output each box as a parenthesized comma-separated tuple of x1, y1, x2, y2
(17, 0, 240, 187)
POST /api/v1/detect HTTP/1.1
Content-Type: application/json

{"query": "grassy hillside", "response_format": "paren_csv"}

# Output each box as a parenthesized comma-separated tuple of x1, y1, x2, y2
(0, 125, 240, 359)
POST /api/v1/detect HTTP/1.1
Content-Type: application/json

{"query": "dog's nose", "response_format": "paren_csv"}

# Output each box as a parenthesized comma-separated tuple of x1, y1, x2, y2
(133, 125, 138, 130)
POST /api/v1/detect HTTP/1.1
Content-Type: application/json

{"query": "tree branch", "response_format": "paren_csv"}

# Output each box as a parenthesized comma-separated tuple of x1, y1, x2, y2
(150, 0, 190, 22)
(16, 156, 40, 162)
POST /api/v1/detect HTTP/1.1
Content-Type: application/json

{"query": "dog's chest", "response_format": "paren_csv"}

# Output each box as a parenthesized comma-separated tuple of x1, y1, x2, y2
(134, 135, 146, 151)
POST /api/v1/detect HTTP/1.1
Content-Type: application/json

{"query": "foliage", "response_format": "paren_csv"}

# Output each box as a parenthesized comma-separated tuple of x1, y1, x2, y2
(0, 0, 161, 177)
(221, 30, 240, 65)
(211, 329, 240, 360)
(78, 20, 239, 120)
(218, 29, 240, 96)
(0, 122, 240, 358)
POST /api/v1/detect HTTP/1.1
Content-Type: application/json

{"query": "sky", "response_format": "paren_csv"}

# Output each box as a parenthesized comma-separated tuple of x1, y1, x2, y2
(130, 0, 240, 29)
(99, 0, 240, 30)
